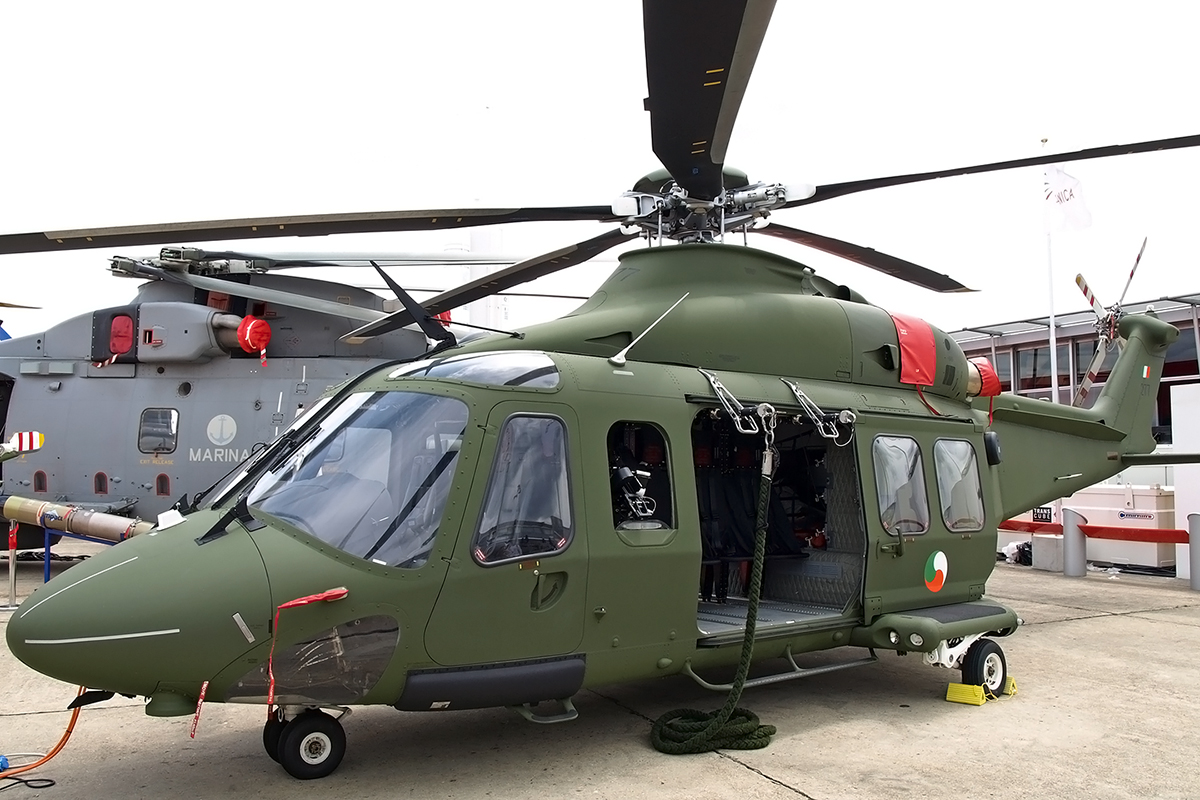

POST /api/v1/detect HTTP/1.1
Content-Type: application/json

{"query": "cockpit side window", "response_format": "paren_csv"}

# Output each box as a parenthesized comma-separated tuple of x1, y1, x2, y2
(933, 439, 985, 532)
(607, 421, 673, 528)
(472, 415, 573, 565)
(871, 435, 930, 535)
(246, 391, 468, 569)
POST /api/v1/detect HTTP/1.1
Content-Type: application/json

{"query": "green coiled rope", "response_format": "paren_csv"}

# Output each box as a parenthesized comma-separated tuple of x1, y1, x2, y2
(650, 465, 777, 754)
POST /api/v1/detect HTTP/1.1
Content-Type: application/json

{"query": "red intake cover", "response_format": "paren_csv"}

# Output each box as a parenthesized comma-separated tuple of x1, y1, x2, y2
(889, 313, 936, 387)
(237, 315, 272, 354)
(969, 357, 1002, 396)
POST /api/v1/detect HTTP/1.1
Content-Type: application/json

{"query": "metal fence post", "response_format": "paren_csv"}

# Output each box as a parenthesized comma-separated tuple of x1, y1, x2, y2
(1062, 507, 1087, 577)
(1, 521, 18, 611)
(1188, 514, 1200, 592)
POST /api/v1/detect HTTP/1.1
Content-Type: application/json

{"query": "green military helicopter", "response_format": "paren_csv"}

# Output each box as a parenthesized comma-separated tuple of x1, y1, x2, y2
(3, 0, 1193, 781)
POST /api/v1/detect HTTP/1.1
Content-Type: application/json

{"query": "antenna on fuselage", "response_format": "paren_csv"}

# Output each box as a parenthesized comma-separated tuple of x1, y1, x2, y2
(608, 292, 689, 367)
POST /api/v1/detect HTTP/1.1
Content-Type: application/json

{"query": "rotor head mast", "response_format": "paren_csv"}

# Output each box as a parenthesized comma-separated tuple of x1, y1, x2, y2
(611, 169, 814, 244)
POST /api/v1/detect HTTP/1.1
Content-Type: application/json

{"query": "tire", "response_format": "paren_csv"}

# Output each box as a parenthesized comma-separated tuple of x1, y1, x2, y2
(263, 715, 288, 763)
(961, 638, 1007, 694)
(277, 711, 346, 780)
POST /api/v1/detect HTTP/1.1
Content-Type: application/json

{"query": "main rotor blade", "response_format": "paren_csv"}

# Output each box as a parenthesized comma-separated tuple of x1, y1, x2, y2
(182, 273, 386, 322)
(0, 206, 613, 256)
(786, 134, 1200, 209)
(643, 0, 775, 201)
(343, 228, 637, 341)
(753, 223, 972, 292)
(170, 249, 526, 269)
(116, 259, 387, 322)
(371, 262, 453, 344)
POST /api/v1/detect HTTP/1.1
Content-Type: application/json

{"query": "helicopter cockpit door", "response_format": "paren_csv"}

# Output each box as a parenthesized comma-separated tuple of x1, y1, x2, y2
(858, 415, 990, 615)
(424, 401, 588, 667)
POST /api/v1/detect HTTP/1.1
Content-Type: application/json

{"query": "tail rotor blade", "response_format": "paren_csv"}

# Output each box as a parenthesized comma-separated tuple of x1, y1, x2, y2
(1118, 236, 1148, 306)
(1073, 340, 1110, 407)
(1075, 273, 1106, 318)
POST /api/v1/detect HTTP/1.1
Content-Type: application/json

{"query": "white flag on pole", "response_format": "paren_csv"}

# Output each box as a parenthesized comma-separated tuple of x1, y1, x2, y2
(1043, 164, 1092, 231)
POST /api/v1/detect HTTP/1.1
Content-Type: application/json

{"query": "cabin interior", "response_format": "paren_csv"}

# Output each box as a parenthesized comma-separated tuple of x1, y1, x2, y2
(607, 413, 867, 645)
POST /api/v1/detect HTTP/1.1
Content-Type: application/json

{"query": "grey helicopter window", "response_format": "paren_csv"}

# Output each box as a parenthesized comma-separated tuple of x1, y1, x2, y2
(472, 415, 573, 565)
(933, 439, 985, 532)
(872, 435, 930, 535)
(138, 408, 179, 454)
(246, 391, 469, 569)
(389, 351, 559, 389)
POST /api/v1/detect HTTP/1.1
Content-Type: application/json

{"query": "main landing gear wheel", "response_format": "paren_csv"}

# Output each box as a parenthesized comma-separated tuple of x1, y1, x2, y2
(961, 638, 1007, 695)
(277, 710, 346, 780)
(262, 712, 288, 763)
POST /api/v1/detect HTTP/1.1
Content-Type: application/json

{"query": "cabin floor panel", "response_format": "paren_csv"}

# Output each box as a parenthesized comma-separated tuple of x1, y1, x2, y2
(695, 597, 844, 639)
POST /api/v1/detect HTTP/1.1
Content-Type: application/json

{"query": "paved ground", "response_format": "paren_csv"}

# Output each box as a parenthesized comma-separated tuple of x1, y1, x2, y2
(3, 543, 1199, 799)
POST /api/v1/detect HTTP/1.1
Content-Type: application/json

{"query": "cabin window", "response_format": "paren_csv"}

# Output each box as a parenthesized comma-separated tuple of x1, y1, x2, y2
(872, 435, 929, 535)
(472, 415, 573, 565)
(94, 472, 108, 494)
(156, 473, 171, 496)
(138, 408, 179, 454)
(607, 421, 672, 528)
(933, 440, 985, 532)
(33, 470, 47, 493)
(246, 391, 469, 569)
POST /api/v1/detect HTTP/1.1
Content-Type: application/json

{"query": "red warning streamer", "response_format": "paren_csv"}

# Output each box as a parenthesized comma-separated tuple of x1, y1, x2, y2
(266, 587, 349, 713)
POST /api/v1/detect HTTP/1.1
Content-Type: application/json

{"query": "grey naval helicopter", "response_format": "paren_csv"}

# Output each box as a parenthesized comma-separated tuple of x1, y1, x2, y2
(3, 0, 1196, 781)
(0, 246, 557, 551)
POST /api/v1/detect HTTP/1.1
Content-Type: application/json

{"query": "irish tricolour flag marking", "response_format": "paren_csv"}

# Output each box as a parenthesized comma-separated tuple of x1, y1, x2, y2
(925, 551, 947, 592)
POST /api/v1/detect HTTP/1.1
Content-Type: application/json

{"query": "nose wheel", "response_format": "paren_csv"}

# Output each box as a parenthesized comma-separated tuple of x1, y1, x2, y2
(263, 708, 347, 779)
(262, 711, 288, 763)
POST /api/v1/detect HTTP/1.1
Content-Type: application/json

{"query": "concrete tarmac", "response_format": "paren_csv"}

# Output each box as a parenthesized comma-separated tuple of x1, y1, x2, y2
(3, 544, 1199, 799)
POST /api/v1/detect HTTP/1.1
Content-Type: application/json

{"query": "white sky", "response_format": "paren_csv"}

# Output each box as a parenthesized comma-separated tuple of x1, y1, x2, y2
(2, 1, 1198, 337)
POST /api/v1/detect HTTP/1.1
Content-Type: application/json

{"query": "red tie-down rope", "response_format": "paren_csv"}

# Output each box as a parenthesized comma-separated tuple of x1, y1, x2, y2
(266, 588, 349, 715)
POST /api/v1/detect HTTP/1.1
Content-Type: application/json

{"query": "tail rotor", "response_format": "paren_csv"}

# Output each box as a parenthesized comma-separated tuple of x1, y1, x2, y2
(1072, 237, 1148, 407)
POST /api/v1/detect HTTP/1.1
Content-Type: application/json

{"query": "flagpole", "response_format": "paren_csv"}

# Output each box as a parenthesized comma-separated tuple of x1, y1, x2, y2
(1042, 139, 1060, 404)
(1047, 231, 1059, 403)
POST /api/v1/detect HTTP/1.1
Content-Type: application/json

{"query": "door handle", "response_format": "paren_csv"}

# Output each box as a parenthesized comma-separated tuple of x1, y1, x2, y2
(530, 571, 568, 610)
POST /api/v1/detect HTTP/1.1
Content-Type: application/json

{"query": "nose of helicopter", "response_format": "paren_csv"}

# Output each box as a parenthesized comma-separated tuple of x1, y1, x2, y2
(6, 516, 272, 699)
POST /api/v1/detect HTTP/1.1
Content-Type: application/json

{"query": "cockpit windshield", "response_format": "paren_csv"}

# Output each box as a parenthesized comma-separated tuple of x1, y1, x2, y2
(245, 390, 469, 568)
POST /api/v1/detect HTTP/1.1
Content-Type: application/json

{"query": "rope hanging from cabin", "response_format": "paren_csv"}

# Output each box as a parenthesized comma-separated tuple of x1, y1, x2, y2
(649, 405, 777, 754)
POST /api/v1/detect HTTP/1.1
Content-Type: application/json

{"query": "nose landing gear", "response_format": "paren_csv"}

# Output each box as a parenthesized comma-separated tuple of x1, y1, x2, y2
(262, 707, 348, 779)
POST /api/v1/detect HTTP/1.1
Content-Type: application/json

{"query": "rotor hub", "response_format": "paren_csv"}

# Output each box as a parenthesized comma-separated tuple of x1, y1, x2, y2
(612, 168, 814, 244)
